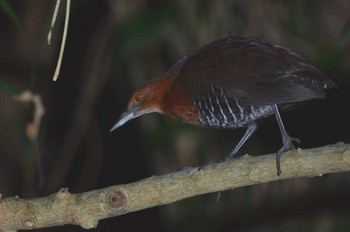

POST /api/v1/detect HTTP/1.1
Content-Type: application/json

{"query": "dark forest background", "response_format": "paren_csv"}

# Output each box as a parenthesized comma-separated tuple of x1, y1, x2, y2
(0, 1, 350, 231)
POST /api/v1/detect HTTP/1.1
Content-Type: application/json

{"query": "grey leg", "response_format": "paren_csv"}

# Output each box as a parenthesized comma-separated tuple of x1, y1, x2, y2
(273, 104, 296, 175)
(225, 121, 258, 161)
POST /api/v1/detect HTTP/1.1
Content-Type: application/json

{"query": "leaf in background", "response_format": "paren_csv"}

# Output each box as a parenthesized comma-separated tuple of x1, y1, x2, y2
(121, 6, 178, 56)
(315, 49, 342, 73)
(0, 0, 22, 29)
(0, 75, 17, 97)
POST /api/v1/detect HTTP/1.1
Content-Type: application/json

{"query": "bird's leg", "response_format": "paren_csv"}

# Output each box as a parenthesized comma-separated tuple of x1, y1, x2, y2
(273, 104, 298, 176)
(224, 121, 258, 161)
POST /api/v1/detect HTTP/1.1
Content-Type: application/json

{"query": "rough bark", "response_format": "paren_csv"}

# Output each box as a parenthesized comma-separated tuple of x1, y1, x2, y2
(1, 142, 349, 231)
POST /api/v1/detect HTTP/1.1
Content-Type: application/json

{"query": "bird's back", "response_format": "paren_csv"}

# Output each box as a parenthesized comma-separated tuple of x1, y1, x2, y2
(171, 36, 335, 105)
(166, 37, 336, 128)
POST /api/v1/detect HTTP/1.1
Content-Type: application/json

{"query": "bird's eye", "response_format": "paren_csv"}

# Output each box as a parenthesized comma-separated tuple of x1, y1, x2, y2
(134, 93, 143, 102)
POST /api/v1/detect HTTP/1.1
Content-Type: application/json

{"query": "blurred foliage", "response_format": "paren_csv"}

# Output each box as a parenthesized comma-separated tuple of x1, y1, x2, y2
(0, 0, 350, 232)
(316, 49, 342, 73)
(0, 0, 22, 29)
(0, 75, 17, 96)
(120, 5, 177, 56)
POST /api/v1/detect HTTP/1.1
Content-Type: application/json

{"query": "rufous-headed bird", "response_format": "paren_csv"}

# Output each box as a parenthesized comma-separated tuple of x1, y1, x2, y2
(111, 36, 336, 175)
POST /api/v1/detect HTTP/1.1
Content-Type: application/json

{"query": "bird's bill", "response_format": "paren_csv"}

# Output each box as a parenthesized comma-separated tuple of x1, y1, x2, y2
(110, 107, 138, 132)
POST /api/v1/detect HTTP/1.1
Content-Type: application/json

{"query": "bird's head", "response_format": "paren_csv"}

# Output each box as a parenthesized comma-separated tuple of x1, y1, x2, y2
(110, 78, 170, 132)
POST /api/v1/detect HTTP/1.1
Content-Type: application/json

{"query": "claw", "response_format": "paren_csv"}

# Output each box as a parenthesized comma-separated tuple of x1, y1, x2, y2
(199, 161, 218, 170)
(291, 137, 301, 144)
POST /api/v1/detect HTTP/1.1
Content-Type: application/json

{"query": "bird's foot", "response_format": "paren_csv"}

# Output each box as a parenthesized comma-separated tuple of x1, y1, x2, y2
(276, 135, 300, 176)
(177, 166, 199, 173)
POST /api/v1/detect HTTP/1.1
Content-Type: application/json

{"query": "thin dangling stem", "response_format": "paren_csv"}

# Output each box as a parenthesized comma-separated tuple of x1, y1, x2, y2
(51, 0, 71, 82)
(47, 0, 61, 45)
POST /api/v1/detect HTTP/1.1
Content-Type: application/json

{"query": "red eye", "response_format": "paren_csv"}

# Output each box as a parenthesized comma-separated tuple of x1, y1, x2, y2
(134, 93, 142, 102)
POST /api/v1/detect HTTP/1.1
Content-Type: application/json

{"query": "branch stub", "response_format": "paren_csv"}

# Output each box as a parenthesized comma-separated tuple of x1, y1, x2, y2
(107, 191, 127, 211)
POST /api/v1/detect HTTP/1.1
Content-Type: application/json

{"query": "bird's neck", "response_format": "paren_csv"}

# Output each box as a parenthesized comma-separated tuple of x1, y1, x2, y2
(158, 76, 199, 124)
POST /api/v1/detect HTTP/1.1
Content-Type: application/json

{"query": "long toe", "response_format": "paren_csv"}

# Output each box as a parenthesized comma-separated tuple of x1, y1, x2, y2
(223, 151, 238, 162)
(280, 139, 295, 153)
(177, 165, 198, 172)
(199, 160, 218, 170)
(280, 133, 299, 152)
(291, 136, 301, 144)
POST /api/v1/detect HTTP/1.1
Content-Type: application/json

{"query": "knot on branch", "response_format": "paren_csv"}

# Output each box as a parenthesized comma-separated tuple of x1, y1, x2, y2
(106, 190, 127, 213)
(14, 198, 38, 230)
(56, 187, 70, 199)
(23, 217, 38, 229)
(74, 216, 98, 229)
(343, 149, 350, 164)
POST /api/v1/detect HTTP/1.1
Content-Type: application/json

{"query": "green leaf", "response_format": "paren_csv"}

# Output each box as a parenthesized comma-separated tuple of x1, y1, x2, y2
(0, 75, 17, 96)
(0, 0, 22, 29)
(315, 50, 342, 72)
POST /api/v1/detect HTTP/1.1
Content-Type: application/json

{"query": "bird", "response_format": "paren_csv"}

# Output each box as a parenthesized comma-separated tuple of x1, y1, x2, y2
(110, 36, 336, 175)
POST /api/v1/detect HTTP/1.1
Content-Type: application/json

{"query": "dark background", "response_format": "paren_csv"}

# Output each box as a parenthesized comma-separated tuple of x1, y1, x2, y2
(0, 0, 350, 231)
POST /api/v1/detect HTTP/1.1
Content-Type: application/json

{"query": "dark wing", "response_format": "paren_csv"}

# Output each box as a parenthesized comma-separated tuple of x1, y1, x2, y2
(171, 37, 336, 105)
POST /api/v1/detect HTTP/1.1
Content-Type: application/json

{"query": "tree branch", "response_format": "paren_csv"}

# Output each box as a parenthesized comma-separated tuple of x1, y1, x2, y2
(1, 142, 349, 231)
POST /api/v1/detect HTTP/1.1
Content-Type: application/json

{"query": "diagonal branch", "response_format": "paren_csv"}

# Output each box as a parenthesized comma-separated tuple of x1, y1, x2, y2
(1, 143, 349, 231)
